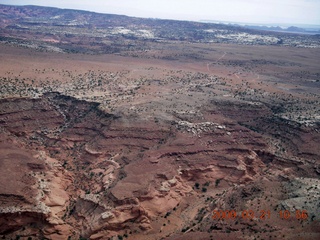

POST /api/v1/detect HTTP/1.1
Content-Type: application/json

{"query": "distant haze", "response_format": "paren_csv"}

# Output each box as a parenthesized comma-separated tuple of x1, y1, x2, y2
(1, 0, 320, 25)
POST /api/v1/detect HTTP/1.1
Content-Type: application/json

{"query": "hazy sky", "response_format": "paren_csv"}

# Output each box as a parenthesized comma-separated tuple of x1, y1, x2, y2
(1, 0, 320, 25)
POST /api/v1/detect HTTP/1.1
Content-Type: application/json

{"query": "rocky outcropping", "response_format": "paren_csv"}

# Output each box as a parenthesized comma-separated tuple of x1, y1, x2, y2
(0, 93, 319, 239)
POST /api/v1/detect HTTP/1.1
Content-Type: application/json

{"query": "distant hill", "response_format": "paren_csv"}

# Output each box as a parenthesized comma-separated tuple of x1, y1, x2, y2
(244, 25, 320, 34)
(201, 20, 320, 35)
(0, 4, 319, 53)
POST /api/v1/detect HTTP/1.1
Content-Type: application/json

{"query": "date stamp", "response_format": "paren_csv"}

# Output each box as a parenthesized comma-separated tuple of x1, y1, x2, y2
(212, 209, 308, 220)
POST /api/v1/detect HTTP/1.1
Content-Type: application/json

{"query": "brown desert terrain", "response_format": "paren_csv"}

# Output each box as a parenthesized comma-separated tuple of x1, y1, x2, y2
(0, 4, 319, 240)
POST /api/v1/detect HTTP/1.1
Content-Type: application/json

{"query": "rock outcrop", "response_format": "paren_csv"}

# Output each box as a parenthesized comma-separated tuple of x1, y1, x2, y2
(0, 92, 319, 239)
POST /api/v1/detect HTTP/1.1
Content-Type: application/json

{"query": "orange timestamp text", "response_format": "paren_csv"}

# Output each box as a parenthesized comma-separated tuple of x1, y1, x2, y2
(212, 209, 308, 220)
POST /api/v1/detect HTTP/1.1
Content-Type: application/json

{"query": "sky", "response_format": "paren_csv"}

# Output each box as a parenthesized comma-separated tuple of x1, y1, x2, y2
(1, 0, 320, 25)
